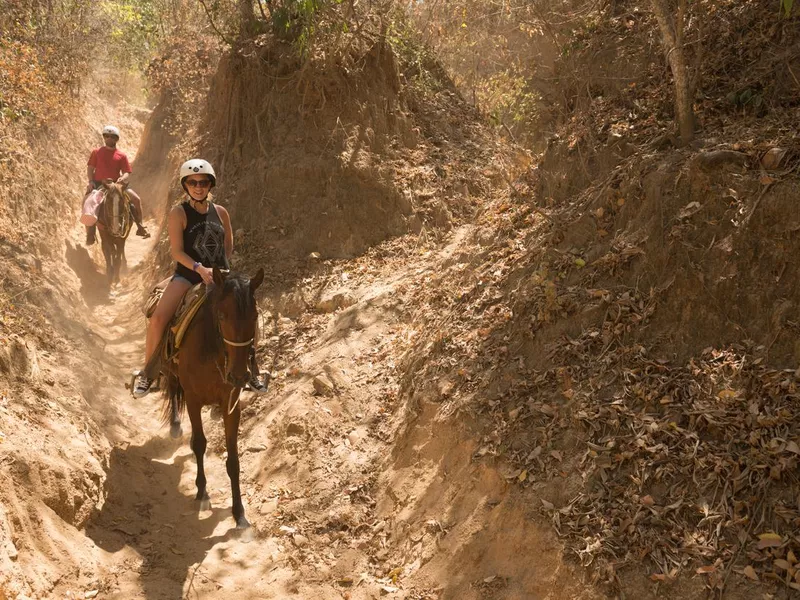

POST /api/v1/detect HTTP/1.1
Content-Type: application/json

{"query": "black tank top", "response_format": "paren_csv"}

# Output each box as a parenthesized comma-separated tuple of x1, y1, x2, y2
(175, 201, 230, 284)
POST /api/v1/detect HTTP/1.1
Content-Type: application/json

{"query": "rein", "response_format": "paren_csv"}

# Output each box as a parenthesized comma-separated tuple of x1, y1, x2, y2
(211, 294, 255, 416)
(223, 337, 254, 347)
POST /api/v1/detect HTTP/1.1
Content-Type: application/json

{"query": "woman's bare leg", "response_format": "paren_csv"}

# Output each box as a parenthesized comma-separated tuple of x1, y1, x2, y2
(145, 278, 192, 364)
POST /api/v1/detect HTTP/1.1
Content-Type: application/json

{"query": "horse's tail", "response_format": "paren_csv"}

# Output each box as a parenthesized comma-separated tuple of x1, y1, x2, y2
(161, 371, 185, 428)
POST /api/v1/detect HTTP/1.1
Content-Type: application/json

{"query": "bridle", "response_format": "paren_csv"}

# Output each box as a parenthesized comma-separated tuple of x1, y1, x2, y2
(213, 297, 256, 399)
(217, 329, 255, 416)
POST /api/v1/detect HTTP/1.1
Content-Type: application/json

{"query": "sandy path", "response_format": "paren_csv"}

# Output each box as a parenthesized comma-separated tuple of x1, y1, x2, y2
(46, 114, 596, 600)
(57, 227, 302, 600)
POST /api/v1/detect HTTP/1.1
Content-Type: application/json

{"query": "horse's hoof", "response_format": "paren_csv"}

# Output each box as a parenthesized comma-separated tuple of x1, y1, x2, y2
(170, 424, 183, 439)
(235, 516, 250, 530)
(199, 498, 212, 512)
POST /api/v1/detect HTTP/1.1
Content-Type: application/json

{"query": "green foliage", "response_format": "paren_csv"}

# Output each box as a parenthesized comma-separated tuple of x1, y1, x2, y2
(726, 87, 764, 109)
(0, 0, 96, 124)
(780, 0, 794, 17)
(386, 15, 443, 92)
(481, 69, 541, 128)
(100, 0, 161, 71)
(0, 0, 203, 126)
(407, 0, 558, 140)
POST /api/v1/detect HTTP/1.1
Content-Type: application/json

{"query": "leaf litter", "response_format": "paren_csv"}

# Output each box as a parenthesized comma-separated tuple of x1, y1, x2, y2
(388, 150, 800, 593)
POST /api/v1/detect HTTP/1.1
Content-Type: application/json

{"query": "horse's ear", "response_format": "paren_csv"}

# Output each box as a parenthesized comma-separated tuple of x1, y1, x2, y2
(212, 267, 225, 287)
(250, 268, 264, 293)
(120, 180, 129, 190)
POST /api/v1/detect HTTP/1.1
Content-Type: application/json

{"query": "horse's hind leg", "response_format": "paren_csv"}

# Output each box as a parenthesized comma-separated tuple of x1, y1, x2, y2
(187, 400, 211, 510)
(224, 394, 249, 529)
(169, 389, 183, 439)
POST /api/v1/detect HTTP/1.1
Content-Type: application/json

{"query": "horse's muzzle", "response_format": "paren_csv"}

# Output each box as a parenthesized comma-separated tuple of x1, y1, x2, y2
(227, 373, 250, 389)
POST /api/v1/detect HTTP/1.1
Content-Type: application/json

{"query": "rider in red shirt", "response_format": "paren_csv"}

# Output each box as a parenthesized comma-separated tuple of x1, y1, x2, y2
(84, 125, 150, 245)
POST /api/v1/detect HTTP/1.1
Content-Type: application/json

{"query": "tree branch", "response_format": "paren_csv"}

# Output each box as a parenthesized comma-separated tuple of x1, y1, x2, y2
(256, 0, 271, 23)
(197, 0, 233, 46)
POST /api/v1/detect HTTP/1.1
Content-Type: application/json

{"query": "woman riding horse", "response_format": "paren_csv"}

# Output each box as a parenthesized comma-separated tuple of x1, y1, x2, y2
(133, 159, 266, 397)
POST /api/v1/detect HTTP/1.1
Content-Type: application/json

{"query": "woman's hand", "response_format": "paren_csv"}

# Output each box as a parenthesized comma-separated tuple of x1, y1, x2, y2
(197, 265, 214, 285)
(85, 182, 94, 195)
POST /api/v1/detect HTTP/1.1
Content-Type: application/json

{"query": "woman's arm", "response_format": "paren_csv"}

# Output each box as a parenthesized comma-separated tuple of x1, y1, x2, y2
(217, 205, 234, 259)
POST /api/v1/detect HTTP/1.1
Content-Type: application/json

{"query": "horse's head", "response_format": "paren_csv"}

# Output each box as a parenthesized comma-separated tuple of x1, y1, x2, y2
(100, 180, 132, 237)
(211, 267, 264, 388)
(101, 179, 127, 202)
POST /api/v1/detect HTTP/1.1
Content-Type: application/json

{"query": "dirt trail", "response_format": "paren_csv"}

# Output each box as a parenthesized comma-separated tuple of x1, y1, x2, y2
(49, 217, 602, 600)
(55, 228, 300, 599)
(24, 97, 598, 599)
(55, 226, 317, 599)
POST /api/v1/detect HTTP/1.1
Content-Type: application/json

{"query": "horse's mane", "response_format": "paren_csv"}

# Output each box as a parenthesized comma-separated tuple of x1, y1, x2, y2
(100, 183, 130, 234)
(199, 272, 255, 361)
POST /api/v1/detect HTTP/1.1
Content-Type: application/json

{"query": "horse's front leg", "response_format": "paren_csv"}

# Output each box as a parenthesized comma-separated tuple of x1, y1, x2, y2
(187, 400, 211, 510)
(223, 389, 249, 529)
(100, 236, 113, 287)
(114, 240, 123, 284)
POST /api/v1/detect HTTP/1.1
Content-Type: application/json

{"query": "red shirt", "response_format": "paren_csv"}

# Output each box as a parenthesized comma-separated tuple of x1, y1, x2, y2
(88, 146, 132, 181)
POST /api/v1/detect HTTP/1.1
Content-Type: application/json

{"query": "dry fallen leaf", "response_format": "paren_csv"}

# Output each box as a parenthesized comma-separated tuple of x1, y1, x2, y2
(696, 565, 716, 575)
(759, 174, 775, 186)
(742, 565, 758, 581)
(757, 532, 783, 549)
(774, 559, 792, 571)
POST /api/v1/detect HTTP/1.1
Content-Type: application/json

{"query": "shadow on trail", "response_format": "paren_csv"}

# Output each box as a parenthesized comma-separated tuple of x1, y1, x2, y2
(86, 435, 236, 600)
(65, 241, 110, 306)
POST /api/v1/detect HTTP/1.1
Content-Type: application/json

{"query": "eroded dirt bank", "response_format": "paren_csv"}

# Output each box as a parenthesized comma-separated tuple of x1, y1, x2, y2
(5, 6, 800, 596)
(1, 86, 598, 599)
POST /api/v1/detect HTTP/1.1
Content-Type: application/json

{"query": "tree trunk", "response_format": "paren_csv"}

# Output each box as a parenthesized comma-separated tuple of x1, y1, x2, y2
(238, 0, 256, 38)
(650, 0, 695, 145)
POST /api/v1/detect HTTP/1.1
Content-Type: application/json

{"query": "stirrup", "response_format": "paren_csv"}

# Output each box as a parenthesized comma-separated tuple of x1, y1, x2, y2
(136, 227, 151, 239)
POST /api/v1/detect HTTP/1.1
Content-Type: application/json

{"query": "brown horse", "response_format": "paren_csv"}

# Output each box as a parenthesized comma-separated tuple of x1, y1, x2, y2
(97, 180, 132, 286)
(163, 267, 264, 529)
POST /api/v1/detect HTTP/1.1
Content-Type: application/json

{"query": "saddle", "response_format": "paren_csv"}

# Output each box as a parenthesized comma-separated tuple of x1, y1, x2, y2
(142, 278, 207, 377)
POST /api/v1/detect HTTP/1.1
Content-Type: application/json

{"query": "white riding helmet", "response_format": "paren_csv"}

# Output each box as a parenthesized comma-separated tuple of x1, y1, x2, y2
(102, 125, 120, 138)
(180, 159, 216, 189)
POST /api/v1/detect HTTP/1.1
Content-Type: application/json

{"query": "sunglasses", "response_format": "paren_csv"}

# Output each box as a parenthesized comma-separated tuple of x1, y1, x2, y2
(102, 134, 118, 138)
(185, 179, 212, 188)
